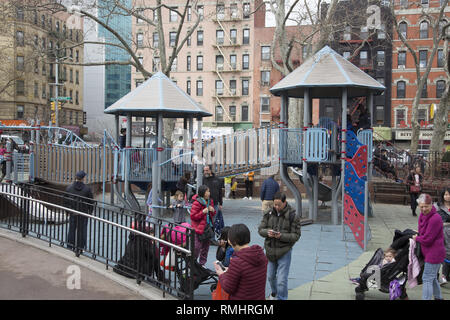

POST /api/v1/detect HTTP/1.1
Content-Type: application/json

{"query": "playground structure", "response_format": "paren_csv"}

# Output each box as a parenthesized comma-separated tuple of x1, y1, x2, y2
(1, 47, 389, 250)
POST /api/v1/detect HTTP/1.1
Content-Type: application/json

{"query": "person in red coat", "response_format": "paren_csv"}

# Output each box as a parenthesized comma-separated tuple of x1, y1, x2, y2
(214, 224, 268, 300)
(190, 185, 216, 266)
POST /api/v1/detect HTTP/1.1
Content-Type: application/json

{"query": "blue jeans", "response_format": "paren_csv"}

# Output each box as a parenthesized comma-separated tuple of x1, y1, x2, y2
(422, 262, 442, 300)
(267, 249, 292, 300)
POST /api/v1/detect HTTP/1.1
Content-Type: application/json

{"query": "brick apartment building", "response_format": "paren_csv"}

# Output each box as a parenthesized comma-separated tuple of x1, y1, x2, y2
(391, 0, 449, 150)
(0, 3, 85, 135)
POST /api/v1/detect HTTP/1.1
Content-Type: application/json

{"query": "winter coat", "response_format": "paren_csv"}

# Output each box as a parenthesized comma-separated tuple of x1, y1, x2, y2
(444, 223, 450, 260)
(406, 173, 423, 193)
(260, 177, 280, 201)
(203, 174, 223, 206)
(434, 203, 450, 223)
(416, 206, 446, 264)
(64, 181, 94, 214)
(219, 245, 268, 300)
(171, 199, 187, 224)
(189, 194, 216, 235)
(258, 203, 301, 262)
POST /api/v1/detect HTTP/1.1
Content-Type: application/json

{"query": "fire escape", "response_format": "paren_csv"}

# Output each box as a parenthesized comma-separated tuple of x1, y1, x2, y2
(211, 4, 243, 124)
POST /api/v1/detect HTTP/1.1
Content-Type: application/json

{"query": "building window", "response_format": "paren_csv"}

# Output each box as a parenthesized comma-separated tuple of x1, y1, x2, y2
(75, 91, 79, 105)
(418, 108, 427, 124)
(76, 70, 79, 84)
(186, 80, 191, 95)
(261, 97, 270, 113)
(400, 0, 408, 7)
(302, 45, 311, 59)
(171, 57, 177, 71)
(343, 51, 351, 60)
(243, 3, 250, 19)
(377, 50, 385, 66)
(261, 71, 270, 86)
(169, 32, 177, 47)
(242, 54, 249, 69)
(436, 80, 445, 98)
(187, 35, 191, 46)
(398, 51, 406, 67)
(375, 105, 384, 124)
(17, 105, 24, 119)
(241, 105, 249, 122)
(231, 4, 238, 19)
(419, 50, 427, 68)
(242, 79, 249, 95)
(34, 82, 39, 98)
(16, 31, 24, 46)
(187, 6, 191, 21)
(421, 0, 429, 6)
(137, 33, 144, 48)
(230, 29, 237, 44)
(186, 55, 191, 71)
(261, 46, 270, 60)
(153, 32, 159, 48)
(398, 22, 407, 39)
(197, 30, 203, 46)
(216, 4, 225, 20)
(197, 55, 203, 71)
(216, 55, 224, 70)
(243, 28, 250, 45)
(196, 80, 203, 96)
(196, 5, 204, 20)
(16, 80, 25, 95)
(229, 106, 236, 121)
(360, 51, 368, 66)
(395, 108, 407, 127)
(360, 26, 369, 40)
(437, 49, 444, 67)
(377, 24, 386, 39)
(153, 10, 158, 22)
(397, 81, 406, 98)
(421, 81, 427, 98)
(215, 106, 224, 122)
(343, 26, 351, 41)
(216, 30, 224, 45)
(229, 80, 237, 95)
(16, 56, 24, 71)
(170, 8, 178, 22)
(420, 21, 429, 39)
(152, 57, 160, 72)
(215, 80, 223, 95)
(230, 54, 237, 69)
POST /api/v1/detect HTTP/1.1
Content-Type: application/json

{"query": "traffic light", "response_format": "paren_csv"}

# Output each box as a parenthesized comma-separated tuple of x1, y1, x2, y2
(51, 112, 56, 124)
(51, 101, 55, 111)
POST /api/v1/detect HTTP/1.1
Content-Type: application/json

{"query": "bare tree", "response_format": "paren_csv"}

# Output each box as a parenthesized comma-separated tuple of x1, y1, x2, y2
(390, 0, 449, 153)
(430, 22, 449, 154)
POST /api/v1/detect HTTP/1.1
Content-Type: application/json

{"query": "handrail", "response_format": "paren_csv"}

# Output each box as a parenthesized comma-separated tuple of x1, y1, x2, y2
(0, 190, 191, 255)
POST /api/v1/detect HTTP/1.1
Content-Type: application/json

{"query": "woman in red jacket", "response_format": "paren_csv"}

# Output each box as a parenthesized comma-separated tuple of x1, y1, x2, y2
(214, 224, 268, 300)
(190, 185, 216, 266)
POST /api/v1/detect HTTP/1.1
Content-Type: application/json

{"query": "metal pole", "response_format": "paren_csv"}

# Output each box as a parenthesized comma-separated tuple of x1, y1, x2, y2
(341, 88, 348, 240)
(364, 180, 369, 251)
(196, 117, 203, 192)
(55, 57, 59, 129)
(303, 89, 312, 220)
(5, 140, 12, 183)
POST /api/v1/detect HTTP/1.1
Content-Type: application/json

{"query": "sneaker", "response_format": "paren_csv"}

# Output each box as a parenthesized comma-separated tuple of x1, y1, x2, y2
(249, 197, 252, 200)
(439, 276, 447, 285)
(350, 277, 361, 284)
(267, 294, 276, 300)
(243, 197, 248, 200)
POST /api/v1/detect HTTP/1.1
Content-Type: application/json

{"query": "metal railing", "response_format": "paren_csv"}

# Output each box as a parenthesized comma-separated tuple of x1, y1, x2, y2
(0, 183, 196, 300)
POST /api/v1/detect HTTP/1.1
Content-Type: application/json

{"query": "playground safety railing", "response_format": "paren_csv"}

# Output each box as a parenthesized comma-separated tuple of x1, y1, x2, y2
(0, 183, 197, 300)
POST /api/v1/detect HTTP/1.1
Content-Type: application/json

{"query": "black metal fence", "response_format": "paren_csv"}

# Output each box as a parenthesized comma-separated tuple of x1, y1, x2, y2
(0, 182, 196, 300)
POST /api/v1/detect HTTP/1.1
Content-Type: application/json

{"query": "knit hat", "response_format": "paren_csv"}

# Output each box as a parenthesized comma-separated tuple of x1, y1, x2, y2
(417, 193, 432, 205)
(75, 170, 86, 180)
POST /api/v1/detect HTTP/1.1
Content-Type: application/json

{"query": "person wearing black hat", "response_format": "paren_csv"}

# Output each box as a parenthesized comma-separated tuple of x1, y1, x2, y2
(65, 170, 94, 256)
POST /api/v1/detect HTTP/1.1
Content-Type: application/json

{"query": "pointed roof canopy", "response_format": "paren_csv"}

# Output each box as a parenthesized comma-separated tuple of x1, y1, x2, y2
(104, 72, 212, 118)
(270, 46, 385, 98)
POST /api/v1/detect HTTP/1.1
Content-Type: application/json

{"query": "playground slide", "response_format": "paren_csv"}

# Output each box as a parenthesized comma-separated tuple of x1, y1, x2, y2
(0, 185, 68, 223)
(290, 167, 333, 202)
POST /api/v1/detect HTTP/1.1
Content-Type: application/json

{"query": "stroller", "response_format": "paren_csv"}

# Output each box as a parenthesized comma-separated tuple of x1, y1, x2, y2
(355, 229, 424, 300)
(175, 257, 218, 299)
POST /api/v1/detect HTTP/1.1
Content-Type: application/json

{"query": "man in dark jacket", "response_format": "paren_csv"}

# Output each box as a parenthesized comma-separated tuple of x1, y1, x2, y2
(260, 175, 280, 213)
(65, 170, 94, 256)
(258, 192, 301, 300)
(203, 166, 224, 243)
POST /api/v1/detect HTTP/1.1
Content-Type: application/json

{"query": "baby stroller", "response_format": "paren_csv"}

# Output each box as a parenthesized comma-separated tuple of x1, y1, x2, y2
(175, 257, 218, 299)
(354, 229, 424, 300)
